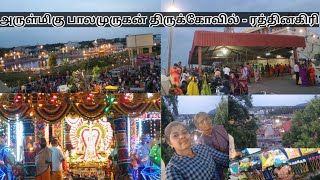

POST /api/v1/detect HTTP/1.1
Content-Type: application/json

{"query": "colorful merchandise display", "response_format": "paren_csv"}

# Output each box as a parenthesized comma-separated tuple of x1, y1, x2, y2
(229, 148, 320, 180)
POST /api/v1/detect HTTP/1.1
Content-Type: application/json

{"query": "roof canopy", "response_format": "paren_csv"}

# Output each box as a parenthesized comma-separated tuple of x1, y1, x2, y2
(0, 93, 160, 123)
(0, 80, 10, 93)
(188, 31, 306, 65)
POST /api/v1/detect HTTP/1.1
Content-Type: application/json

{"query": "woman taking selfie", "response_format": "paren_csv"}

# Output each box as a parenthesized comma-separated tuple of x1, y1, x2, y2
(164, 121, 229, 180)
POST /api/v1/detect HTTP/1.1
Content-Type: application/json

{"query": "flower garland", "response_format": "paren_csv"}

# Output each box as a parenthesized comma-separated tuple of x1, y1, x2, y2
(0, 104, 30, 121)
(34, 103, 72, 123)
(0, 94, 160, 122)
(72, 103, 106, 121)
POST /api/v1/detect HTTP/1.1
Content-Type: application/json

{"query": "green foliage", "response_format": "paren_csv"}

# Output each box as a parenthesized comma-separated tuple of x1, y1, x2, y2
(43, 43, 64, 52)
(92, 66, 101, 82)
(0, 48, 11, 57)
(79, 41, 94, 49)
(48, 53, 57, 68)
(267, 106, 304, 117)
(152, 44, 161, 55)
(214, 97, 228, 125)
(63, 58, 69, 66)
(0, 72, 39, 87)
(227, 96, 258, 149)
(161, 96, 178, 165)
(282, 97, 320, 147)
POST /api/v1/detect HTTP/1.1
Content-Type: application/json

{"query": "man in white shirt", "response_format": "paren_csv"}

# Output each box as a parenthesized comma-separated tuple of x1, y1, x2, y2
(135, 135, 150, 167)
(134, 135, 150, 179)
(223, 66, 231, 76)
(50, 138, 65, 180)
(293, 62, 300, 85)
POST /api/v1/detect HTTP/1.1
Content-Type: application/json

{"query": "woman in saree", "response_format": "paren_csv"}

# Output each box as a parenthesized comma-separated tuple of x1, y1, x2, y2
(170, 63, 181, 87)
(261, 64, 265, 77)
(300, 64, 309, 86)
(308, 64, 316, 86)
(201, 72, 211, 95)
(187, 75, 199, 95)
(254, 66, 260, 82)
(269, 65, 273, 77)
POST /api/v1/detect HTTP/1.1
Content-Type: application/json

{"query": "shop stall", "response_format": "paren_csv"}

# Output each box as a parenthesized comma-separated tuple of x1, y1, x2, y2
(229, 148, 320, 180)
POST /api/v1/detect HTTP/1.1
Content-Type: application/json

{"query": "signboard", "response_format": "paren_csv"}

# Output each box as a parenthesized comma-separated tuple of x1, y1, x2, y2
(126, 34, 154, 48)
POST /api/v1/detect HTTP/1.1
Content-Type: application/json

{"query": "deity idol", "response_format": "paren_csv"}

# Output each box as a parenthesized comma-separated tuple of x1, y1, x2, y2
(82, 124, 101, 161)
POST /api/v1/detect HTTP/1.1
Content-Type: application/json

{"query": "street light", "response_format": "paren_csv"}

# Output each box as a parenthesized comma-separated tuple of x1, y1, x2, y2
(168, 0, 179, 12)
(167, 0, 180, 75)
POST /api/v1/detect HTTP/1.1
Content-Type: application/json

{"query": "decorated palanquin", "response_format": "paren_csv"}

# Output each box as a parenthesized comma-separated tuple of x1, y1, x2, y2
(0, 93, 160, 179)
(67, 115, 113, 171)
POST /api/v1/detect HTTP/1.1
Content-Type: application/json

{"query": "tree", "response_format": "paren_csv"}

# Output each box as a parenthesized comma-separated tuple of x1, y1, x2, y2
(63, 58, 69, 67)
(161, 96, 178, 165)
(226, 96, 258, 149)
(214, 96, 228, 125)
(92, 66, 101, 82)
(48, 53, 57, 68)
(282, 97, 320, 147)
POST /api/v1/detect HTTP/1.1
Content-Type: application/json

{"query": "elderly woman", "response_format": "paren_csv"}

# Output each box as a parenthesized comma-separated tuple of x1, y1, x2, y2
(165, 121, 229, 180)
(193, 112, 232, 179)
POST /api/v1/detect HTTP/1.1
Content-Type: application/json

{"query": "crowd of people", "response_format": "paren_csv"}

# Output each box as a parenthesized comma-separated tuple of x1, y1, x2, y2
(164, 112, 238, 180)
(0, 136, 67, 180)
(168, 61, 317, 96)
(35, 138, 67, 180)
(168, 62, 250, 95)
(14, 64, 160, 93)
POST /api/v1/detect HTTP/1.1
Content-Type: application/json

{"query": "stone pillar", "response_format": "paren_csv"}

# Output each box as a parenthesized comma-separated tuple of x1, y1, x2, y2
(9, 122, 16, 161)
(198, 46, 202, 75)
(35, 120, 45, 145)
(293, 47, 298, 64)
(64, 121, 72, 151)
(52, 121, 63, 146)
(113, 118, 132, 177)
(23, 120, 36, 179)
(168, 28, 173, 75)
